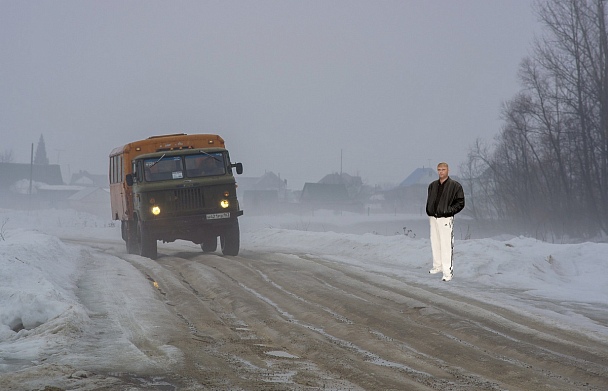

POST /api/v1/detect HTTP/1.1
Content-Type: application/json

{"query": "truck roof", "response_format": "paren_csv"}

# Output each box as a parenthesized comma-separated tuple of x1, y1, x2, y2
(134, 147, 227, 161)
(109, 134, 226, 157)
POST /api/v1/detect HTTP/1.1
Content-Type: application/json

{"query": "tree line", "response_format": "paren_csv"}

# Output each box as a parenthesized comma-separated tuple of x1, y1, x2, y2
(463, 0, 608, 239)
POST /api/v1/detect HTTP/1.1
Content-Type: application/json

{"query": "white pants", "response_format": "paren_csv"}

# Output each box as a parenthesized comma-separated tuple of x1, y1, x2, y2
(429, 216, 454, 276)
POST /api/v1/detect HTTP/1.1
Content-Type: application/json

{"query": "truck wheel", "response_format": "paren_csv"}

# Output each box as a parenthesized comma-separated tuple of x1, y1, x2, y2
(121, 220, 128, 241)
(137, 220, 158, 259)
(201, 237, 218, 253)
(124, 221, 138, 254)
(220, 221, 240, 256)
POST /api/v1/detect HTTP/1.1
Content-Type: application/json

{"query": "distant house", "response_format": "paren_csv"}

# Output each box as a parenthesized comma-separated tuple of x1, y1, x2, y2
(70, 170, 108, 187)
(384, 167, 436, 214)
(298, 172, 371, 213)
(300, 182, 363, 213)
(0, 162, 64, 208)
(0, 162, 63, 191)
(383, 167, 464, 214)
(37, 184, 86, 208)
(300, 183, 350, 204)
(68, 186, 111, 218)
(318, 172, 363, 199)
(67, 171, 111, 217)
(236, 171, 288, 214)
(397, 167, 436, 187)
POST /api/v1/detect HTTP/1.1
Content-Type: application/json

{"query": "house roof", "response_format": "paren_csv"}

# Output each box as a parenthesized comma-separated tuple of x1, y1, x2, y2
(256, 171, 285, 189)
(398, 167, 436, 187)
(0, 162, 64, 191)
(236, 171, 286, 190)
(68, 186, 109, 201)
(39, 184, 85, 192)
(319, 172, 362, 186)
(70, 170, 107, 187)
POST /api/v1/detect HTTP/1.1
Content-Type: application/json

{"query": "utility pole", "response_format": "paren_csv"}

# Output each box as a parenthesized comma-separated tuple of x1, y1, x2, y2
(29, 143, 33, 196)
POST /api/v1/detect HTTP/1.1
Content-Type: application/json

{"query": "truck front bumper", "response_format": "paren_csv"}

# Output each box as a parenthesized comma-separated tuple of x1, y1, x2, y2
(142, 210, 243, 243)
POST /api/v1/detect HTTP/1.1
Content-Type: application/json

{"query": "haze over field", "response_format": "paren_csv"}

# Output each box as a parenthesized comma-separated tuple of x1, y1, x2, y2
(0, 1, 539, 189)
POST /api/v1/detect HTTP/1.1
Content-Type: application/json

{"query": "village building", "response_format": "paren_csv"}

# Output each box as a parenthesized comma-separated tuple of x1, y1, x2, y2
(0, 162, 64, 209)
(236, 171, 289, 214)
(300, 172, 369, 213)
(382, 167, 464, 215)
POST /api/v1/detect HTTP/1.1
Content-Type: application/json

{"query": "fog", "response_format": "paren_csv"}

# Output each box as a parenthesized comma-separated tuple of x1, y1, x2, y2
(1, 1, 539, 189)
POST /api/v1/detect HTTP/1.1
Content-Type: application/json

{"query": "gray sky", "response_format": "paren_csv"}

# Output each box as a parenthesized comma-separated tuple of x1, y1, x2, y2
(1, 0, 539, 189)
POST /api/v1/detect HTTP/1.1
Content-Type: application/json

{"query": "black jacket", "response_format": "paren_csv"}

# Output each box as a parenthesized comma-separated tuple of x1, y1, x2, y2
(426, 177, 465, 217)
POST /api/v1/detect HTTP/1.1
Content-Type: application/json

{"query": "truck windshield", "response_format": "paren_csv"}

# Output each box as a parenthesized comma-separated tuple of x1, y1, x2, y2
(143, 156, 184, 182)
(184, 152, 226, 178)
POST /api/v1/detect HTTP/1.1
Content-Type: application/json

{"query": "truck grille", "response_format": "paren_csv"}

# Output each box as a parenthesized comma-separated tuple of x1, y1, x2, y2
(174, 187, 204, 211)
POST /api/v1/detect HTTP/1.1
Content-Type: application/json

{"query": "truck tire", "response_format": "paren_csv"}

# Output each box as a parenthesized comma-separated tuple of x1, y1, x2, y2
(201, 236, 218, 253)
(124, 221, 138, 254)
(220, 221, 240, 256)
(137, 220, 158, 259)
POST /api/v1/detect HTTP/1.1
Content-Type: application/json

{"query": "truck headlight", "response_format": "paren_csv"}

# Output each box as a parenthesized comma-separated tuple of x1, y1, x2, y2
(220, 199, 229, 208)
(151, 205, 161, 215)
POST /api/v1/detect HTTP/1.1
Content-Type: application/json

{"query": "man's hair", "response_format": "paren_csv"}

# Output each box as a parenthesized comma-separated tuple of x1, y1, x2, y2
(437, 162, 449, 168)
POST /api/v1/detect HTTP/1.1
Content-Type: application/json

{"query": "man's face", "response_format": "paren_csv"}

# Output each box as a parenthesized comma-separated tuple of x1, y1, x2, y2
(437, 165, 449, 181)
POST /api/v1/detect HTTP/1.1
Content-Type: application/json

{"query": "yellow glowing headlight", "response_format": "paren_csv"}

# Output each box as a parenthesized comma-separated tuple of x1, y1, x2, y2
(220, 199, 230, 208)
(151, 205, 161, 215)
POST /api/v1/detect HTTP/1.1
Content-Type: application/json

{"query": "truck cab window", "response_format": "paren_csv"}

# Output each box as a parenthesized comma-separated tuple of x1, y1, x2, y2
(144, 157, 183, 182)
(185, 152, 226, 178)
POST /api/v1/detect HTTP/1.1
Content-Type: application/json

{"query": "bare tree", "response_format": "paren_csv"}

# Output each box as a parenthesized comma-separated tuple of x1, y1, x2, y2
(467, 0, 608, 238)
(460, 139, 502, 221)
(533, 0, 608, 235)
(0, 149, 15, 163)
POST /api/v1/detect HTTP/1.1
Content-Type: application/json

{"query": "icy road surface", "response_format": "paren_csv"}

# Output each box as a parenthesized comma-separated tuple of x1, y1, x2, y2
(1, 236, 607, 390)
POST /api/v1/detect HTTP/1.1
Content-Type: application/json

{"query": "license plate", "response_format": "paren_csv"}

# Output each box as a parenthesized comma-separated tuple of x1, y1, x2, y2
(206, 212, 230, 220)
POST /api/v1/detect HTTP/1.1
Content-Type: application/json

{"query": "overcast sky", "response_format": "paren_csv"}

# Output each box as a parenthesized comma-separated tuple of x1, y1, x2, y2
(1, 0, 540, 189)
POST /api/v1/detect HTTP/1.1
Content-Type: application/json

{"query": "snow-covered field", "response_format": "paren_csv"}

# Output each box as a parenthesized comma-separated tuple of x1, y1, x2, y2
(1, 207, 607, 375)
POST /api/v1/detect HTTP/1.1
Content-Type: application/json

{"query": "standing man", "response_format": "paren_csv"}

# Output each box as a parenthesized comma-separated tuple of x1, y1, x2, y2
(426, 162, 465, 281)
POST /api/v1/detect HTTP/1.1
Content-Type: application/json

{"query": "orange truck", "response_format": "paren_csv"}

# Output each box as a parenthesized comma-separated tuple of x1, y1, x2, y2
(109, 133, 243, 259)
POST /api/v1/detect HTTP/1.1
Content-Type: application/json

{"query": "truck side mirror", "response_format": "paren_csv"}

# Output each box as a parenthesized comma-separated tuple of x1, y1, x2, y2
(234, 162, 243, 175)
(126, 174, 134, 186)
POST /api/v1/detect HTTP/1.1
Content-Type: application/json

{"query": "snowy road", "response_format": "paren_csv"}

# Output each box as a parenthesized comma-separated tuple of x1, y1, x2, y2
(3, 235, 606, 390)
